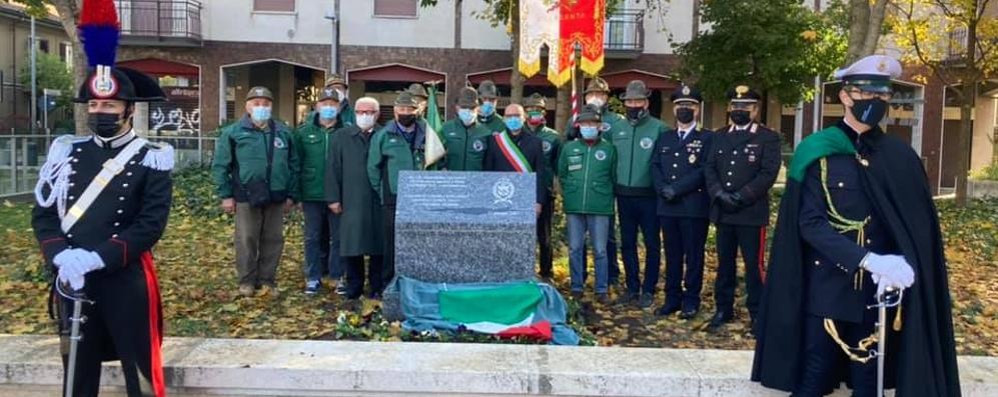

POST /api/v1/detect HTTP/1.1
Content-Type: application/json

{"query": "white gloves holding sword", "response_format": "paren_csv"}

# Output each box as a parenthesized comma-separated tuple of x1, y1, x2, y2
(861, 253, 915, 296)
(52, 248, 106, 290)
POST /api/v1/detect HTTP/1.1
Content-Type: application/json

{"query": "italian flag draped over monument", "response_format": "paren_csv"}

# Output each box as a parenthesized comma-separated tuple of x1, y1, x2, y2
(399, 277, 579, 345)
(518, 0, 606, 87)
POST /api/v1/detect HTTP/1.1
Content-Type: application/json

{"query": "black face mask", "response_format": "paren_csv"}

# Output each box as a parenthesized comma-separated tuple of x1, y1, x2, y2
(626, 107, 645, 121)
(397, 114, 417, 127)
(88, 112, 125, 138)
(675, 108, 696, 124)
(730, 110, 751, 126)
(850, 98, 888, 126)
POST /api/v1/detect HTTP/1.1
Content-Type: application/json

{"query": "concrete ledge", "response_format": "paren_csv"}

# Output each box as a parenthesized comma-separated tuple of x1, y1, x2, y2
(1, 334, 995, 396)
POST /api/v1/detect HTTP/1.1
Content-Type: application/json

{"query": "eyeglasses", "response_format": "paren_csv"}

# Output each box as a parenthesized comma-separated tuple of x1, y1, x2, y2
(845, 88, 893, 101)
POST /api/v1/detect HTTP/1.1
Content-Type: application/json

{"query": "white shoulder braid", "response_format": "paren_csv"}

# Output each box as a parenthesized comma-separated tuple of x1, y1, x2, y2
(34, 135, 89, 216)
(141, 141, 175, 171)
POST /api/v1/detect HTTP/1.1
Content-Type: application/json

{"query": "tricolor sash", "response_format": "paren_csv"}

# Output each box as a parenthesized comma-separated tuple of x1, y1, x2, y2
(494, 131, 532, 173)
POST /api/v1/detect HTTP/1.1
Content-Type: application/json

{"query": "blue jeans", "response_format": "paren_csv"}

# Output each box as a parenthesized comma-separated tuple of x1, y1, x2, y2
(568, 214, 610, 294)
(617, 196, 661, 296)
(302, 201, 343, 281)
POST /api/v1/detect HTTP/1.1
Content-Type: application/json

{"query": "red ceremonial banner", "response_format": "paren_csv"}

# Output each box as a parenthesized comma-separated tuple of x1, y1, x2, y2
(554, 0, 605, 86)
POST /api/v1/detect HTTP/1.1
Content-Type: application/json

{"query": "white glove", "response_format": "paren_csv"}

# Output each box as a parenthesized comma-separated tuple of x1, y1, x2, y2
(52, 248, 90, 268)
(56, 250, 106, 291)
(862, 253, 915, 295)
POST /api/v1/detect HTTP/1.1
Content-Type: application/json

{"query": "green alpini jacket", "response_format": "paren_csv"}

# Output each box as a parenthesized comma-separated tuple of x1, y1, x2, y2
(212, 115, 300, 202)
(558, 138, 617, 215)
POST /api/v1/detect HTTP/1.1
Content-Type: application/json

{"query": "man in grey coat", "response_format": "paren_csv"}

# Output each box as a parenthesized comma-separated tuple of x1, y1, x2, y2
(326, 97, 386, 299)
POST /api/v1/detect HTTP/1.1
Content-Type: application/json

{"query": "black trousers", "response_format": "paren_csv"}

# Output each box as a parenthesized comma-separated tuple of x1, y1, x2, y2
(382, 203, 397, 287)
(794, 314, 881, 396)
(661, 216, 709, 311)
(537, 196, 554, 278)
(713, 224, 766, 319)
(59, 256, 164, 397)
(344, 255, 385, 298)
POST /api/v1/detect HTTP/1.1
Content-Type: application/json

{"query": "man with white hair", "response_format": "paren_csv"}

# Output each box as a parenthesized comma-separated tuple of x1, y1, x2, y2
(328, 97, 386, 299)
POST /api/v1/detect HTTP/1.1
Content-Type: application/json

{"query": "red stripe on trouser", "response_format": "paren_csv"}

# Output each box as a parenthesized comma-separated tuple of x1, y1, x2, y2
(758, 227, 767, 284)
(140, 252, 166, 397)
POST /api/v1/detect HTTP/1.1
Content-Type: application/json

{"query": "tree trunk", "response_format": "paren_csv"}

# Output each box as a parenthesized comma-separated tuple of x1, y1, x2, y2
(955, 95, 974, 206)
(845, 0, 871, 64)
(50, 0, 88, 136)
(845, 0, 887, 64)
(509, 0, 524, 104)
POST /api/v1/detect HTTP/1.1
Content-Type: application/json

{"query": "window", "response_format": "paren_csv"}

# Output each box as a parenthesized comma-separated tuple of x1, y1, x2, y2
(59, 42, 71, 65)
(253, 0, 294, 12)
(38, 39, 49, 54)
(374, 0, 418, 17)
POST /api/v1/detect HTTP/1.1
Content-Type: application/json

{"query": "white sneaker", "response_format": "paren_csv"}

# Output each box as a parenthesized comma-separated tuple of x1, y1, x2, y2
(304, 280, 320, 295)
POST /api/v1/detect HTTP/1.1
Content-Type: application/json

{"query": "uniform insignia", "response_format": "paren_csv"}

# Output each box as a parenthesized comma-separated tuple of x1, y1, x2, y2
(88, 67, 119, 99)
(735, 85, 749, 98)
(542, 141, 552, 152)
(877, 59, 888, 73)
(640, 137, 654, 149)
(274, 138, 286, 149)
(573, 148, 581, 153)
(689, 154, 697, 164)
(749, 155, 757, 162)
(473, 140, 485, 152)
(595, 150, 607, 161)
(682, 86, 691, 96)
(600, 122, 612, 132)
(389, 138, 398, 143)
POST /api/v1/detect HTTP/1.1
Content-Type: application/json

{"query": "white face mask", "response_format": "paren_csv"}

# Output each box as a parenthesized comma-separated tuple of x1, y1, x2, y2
(586, 97, 606, 108)
(356, 114, 376, 130)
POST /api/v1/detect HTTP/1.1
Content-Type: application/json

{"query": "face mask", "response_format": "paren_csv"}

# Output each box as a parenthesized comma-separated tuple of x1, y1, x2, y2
(480, 101, 496, 117)
(586, 97, 606, 108)
(626, 106, 645, 121)
(580, 126, 599, 140)
(251, 106, 271, 123)
(319, 106, 338, 120)
(504, 117, 524, 131)
(88, 112, 125, 138)
(356, 114, 376, 130)
(527, 111, 545, 126)
(458, 108, 476, 126)
(676, 108, 696, 124)
(730, 110, 751, 126)
(850, 98, 889, 126)
(397, 114, 417, 127)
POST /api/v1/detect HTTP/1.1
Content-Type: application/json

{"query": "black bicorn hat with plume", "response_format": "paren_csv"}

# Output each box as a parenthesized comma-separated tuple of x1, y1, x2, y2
(74, 0, 165, 103)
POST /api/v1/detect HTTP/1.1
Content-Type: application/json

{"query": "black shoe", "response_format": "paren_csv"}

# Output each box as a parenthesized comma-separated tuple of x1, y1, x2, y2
(617, 292, 639, 305)
(707, 312, 733, 330)
(570, 291, 584, 301)
(595, 293, 611, 305)
(678, 309, 699, 320)
(656, 303, 681, 316)
(638, 293, 655, 308)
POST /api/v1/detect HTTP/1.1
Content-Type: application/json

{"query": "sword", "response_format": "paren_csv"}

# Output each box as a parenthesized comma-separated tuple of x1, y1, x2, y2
(56, 281, 94, 397)
(868, 287, 903, 397)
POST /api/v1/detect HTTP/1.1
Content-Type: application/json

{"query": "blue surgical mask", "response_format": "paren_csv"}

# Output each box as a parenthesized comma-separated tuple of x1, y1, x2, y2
(319, 106, 338, 120)
(480, 101, 496, 117)
(458, 108, 475, 125)
(251, 106, 271, 123)
(504, 117, 524, 131)
(580, 126, 599, 140)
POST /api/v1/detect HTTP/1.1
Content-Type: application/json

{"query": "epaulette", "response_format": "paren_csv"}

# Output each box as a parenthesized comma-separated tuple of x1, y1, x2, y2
(140, 141, 175, 171)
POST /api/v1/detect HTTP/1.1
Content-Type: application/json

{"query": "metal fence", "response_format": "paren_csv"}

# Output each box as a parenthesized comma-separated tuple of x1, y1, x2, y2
(0, 133, 217, 198)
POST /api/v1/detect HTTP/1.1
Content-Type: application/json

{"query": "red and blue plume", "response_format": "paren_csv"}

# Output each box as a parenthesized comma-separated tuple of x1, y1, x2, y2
(78, 0, 120, 68)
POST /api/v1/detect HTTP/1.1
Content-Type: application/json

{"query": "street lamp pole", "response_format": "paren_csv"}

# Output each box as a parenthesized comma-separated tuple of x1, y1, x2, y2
(324, 0, 340, 75)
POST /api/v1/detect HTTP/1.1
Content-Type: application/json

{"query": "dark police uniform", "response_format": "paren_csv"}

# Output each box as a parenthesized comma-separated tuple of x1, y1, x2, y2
(704, 86, 781, 327)
(651, 85, 712, 317)
(794, 120, 897, 395)
(33, 64, 172, 396)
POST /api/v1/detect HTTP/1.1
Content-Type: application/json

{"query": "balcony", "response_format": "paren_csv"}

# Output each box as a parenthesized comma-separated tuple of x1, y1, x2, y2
(605, 9, 644, 59)
(115, 0, 202, 47)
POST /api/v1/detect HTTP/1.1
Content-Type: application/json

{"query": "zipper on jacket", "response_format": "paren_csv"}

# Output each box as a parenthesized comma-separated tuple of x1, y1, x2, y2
(628, 125, 637, 186)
